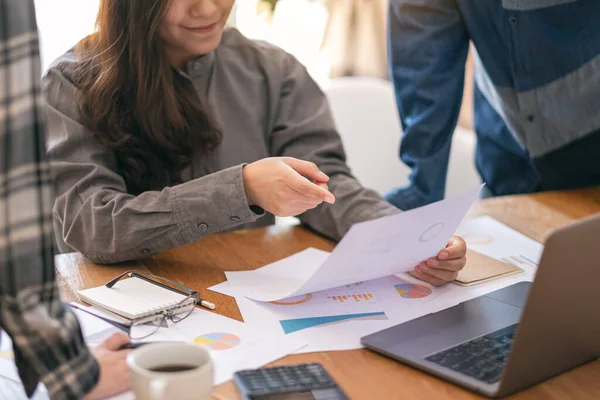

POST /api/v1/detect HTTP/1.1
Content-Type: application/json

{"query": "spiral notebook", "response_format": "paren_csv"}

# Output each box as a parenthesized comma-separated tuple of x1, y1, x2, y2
(78, 276, 194, 322)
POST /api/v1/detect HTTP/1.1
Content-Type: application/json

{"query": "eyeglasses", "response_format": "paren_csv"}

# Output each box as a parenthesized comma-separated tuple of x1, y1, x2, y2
(105, 270, 199, 340)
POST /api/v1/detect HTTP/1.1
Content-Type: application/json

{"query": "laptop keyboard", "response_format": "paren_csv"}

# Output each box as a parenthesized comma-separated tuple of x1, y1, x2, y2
(425, 324, 517, 384)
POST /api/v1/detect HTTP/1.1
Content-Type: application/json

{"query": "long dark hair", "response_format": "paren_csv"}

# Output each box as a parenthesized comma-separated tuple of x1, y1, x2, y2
(75, 0, 221, 195)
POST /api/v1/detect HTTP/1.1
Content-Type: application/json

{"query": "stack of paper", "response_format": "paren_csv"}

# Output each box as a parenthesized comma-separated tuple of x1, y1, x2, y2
(137, 309, 306, 385)
(224, 186, 483, 303)
(0, 307, 305, 398)
(210, 205, 544, 353)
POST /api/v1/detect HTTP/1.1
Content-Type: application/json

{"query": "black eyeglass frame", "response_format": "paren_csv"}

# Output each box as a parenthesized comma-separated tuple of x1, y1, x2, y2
(105, 270, 199, 339)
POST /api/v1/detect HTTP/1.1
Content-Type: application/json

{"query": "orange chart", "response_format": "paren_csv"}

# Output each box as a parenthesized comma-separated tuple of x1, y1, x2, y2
(194, 332, 240, 351)
(328, 293, 374, 304)
(270, 293, 313, 306)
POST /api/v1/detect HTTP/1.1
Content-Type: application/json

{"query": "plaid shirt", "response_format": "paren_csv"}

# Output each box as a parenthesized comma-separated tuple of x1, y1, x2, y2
(0, 1, 99, 398)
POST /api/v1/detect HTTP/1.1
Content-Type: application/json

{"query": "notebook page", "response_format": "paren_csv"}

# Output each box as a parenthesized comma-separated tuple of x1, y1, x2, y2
(78, 277, 188, 319)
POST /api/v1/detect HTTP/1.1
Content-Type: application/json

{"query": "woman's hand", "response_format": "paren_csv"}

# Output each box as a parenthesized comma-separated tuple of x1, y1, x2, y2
(411, 236, 467, 286)
(243, 157, 335, 217)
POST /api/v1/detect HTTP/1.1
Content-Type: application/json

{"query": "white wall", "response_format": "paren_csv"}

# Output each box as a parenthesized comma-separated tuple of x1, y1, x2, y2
(34, 0, 100, 71)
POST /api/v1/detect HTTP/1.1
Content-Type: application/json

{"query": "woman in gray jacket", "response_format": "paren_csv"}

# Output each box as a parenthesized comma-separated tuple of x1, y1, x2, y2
(42, 0, 466, 286)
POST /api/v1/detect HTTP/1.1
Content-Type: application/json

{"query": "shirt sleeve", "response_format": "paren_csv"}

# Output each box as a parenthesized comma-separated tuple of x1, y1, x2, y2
(269, 53, 400, 241)
(42, 67, 265, 264)
(0, 1, 99, 398)
(386, 0, 469, 210)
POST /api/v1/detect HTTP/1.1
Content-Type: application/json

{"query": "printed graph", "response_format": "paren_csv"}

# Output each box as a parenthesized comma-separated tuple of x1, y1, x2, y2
(395, 282, 432, 299)
(194, 332, 241, 350)
(502, 255, 539, 268)
(279, 312, 388, 334)
(324, 281, 377, 305)
(270, 293, 313, 306)
(327, 293, 374, 304)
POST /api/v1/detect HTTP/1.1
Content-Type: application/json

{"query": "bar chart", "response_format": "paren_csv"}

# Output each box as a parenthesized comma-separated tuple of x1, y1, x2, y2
(327, 293, 375, 304)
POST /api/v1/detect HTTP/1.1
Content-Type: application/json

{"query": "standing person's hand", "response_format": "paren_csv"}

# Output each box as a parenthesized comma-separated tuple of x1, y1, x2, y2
(83, 333, 132, 400)
(411, 236, 468, 286)
(243, 157, 336, 217)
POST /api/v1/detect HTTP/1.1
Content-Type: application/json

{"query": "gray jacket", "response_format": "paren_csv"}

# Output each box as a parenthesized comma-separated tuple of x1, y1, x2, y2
(42, 28, 399, 264)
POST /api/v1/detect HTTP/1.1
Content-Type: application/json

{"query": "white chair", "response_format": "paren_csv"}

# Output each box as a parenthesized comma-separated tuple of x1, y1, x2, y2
(35, 0, 101, 71)
(325, 77, 409, 194)
(325, 76, 480, 198)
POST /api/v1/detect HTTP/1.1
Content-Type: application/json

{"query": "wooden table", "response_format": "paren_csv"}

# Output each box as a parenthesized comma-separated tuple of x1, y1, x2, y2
(55, 188, 600, 400)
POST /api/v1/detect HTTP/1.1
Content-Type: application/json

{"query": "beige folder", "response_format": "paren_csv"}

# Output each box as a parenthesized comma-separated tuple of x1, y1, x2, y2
(454, 249, 523, 287)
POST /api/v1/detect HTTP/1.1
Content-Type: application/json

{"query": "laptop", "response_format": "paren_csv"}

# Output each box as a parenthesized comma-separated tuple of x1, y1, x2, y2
(361, 213, 600, 398)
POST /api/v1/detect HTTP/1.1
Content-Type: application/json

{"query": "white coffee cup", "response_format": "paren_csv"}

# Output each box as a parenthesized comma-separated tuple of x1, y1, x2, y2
(127, 342, 213, 400)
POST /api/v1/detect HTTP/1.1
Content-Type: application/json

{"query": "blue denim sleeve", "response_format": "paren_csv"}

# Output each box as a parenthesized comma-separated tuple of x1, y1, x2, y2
(385, 0, 469, 210)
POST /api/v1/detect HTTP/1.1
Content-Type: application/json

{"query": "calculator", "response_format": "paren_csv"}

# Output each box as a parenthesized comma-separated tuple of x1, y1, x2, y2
(233, 363, 349, 400)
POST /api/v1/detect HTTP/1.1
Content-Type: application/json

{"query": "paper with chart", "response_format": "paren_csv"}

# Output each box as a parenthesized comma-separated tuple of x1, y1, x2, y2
(455, 216, 543, 271)
(225, 185, 483, 302)
(0, 306, 304, 389)
(68, 307, 305, 386)
(210, 214, 543, 353)
(210, 272, 457, 352)
(1, 313, 127, 399)
(133, 309, 306, 385)
(213, 269, 535, 354)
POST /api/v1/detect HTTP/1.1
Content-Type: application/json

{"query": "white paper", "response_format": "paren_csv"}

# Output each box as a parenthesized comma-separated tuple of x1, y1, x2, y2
(0, 377, 50, 400)
(226, 186, 483, 302)
(225, 248, 330, 299)
(208, 281, 240, 298)
(0, 332, 49, 398)
(215, 214, 543, 353)
(456, 216, 543, 270)
(130, 310, 306, 385)
(217, 274, 449, 353)
(1, 308, 303, 394)
(212, 336, 306, 385)
(0, 333, 19, 385)
(71, 306, 121, 344)
(229, 273, 534, 353)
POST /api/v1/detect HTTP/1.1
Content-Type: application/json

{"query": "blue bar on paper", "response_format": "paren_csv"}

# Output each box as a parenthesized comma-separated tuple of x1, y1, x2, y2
(279, 312, 387, 334)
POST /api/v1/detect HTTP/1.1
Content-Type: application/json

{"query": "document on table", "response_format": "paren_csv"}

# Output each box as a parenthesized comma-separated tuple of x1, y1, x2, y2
(136, 309, 306, 385)
(1, 332, 50, 398)
(226, 185, 483, 302)
(455, 216, 543, 268)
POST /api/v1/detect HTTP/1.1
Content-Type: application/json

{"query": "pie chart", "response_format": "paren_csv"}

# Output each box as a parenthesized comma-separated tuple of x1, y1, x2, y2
(194, 332, 241, 350)
(395, 283, 432, 299)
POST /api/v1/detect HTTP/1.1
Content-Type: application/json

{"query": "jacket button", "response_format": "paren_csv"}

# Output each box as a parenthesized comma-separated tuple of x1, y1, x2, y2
(198, 223, 208, 232)
(230, 216, 241, 223)
(140, 248, 151, 255)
